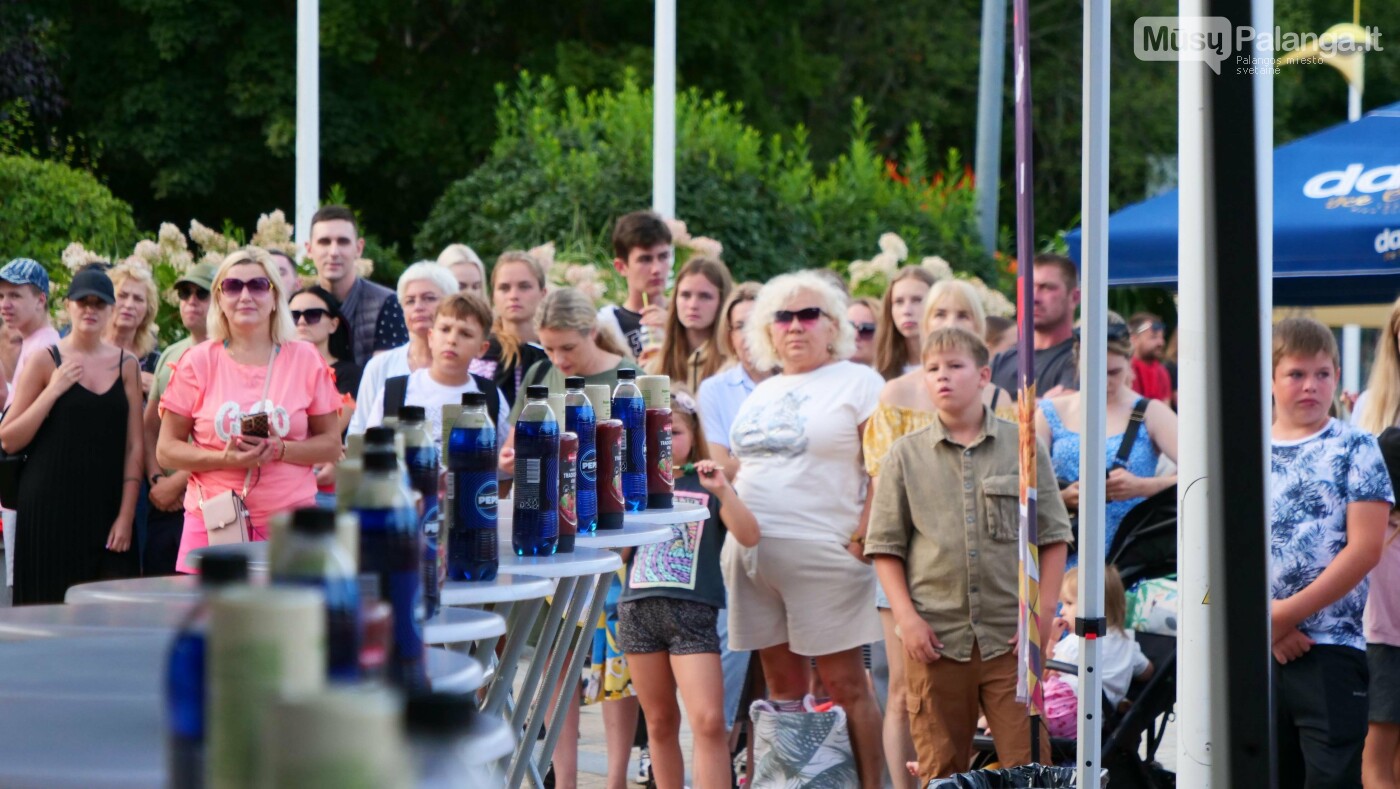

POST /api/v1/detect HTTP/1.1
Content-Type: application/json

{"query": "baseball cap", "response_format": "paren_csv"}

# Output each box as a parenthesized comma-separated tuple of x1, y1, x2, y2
(176, 261, 218, 292)
(66, 267, 116, 305)
(0, 258, 50, 294)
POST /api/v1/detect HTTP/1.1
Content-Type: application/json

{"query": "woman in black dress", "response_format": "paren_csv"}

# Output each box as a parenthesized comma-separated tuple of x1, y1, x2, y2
(1, 267, 144, 604)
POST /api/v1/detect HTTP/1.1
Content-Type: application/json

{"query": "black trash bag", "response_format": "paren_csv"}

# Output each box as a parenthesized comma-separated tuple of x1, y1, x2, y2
(927, 764, 1089, 789)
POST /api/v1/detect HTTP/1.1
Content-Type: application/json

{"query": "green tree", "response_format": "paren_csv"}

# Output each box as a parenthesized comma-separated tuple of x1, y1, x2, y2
(0, 154, 137, 267)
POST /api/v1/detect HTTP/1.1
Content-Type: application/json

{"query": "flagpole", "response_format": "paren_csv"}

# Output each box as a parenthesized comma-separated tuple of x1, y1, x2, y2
(295, 0, 319, 253)
(1010, 0, 1044, 763)
(653, 0, 677, 221)
(1076, 0, 1110, 777)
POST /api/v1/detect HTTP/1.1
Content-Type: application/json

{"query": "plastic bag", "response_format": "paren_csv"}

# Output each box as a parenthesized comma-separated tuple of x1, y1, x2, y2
(749, 694, 857, 789)
(927, 764, 1102, 788)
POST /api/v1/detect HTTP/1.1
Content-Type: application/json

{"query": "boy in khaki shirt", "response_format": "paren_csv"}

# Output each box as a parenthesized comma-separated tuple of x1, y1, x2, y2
(865, 328, 1071, 781)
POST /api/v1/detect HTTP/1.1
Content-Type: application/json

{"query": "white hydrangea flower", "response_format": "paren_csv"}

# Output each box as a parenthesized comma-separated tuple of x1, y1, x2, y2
(848, 259, 877, 285)
(355, 258, 374, 278)
(158, 223, 188, 252)
(688, 236, 723, 259)
(168, 250, 194, 273)
(252, 210, 295, 252)
(878, 232, 909, 262)
(920, 255, 954, 282)
(984, 289, 1016, 318)
(528, 242, 556, 275)
(663, 219, 691, 245)
(61, 242, 93, 273)
(133, 240, 161, 264)
(870, 252, 901, 279)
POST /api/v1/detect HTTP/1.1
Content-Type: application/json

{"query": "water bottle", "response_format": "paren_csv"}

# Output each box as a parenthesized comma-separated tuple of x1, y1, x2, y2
(638, 375, 674, 509)
(166, 553, 249, 789)
(587, 384, 625, 530)
(512, 385, 559, 556)
(271, 506, 362, 683)
(399, 406, 443, 619)
(353, 448, 428, 691)
(447, 392, 498, 581)
(564, 376, 597, 534)
(613, 368, 647, 511)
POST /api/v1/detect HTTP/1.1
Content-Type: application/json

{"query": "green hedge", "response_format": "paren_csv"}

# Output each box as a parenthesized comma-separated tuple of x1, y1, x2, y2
(0, 155, 137, 269)
(417, 73, 993, 286)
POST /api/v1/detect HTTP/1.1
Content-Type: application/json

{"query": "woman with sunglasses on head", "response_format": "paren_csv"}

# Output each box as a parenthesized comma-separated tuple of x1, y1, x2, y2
(1034, 316, 1178, 561)
(348, 262, 460, 436)
(725, 271, 886, 788)
(874, 267, 937, 381)
(847, 296, 880, 368)
(2, 266, 143, 603)
(156, 249, 342, 573)
(647, 256, 733, 392)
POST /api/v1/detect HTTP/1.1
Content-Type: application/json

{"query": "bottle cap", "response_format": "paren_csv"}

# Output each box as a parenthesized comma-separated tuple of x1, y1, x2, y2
(290, 506, 337, 535)
(363, 449, 398, 472)
(398, 405, 426, 423)
(405, 692, 479, 734)
(201, 553, 250, 587)
(461, 392, 486, 407)
(364, 427, 395, 446)
(565, 376, 585, 389)
(526, 385, 549, 400)
(616, 368, 636, 381)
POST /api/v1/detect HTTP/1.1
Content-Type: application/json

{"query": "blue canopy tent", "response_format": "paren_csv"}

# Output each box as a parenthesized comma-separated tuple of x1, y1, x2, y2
(1065, 101, 1400, 306)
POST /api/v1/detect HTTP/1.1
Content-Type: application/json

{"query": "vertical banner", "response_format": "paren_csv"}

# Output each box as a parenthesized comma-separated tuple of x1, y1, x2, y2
(1011, 0, 1043, 733)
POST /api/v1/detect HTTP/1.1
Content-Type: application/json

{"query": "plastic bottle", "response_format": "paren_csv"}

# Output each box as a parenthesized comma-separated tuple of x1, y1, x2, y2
(612, 368, 647, 511)
(166, 554, 249, 789)
(358, 573, 392, 682)
(447, 392, 499, 580)
(406, 693, 511, 789)
(399, 406, 443, 619)
(557, 431, 579, 553)
(271, 506, 362, 683)
(512, 385, 559, 556)
(564, 376, 597, 534)
(638, 375, 674, 509)
(265, 687, 410, 789)
(587, 384, 625, 530)
(353, 448, 428, 691)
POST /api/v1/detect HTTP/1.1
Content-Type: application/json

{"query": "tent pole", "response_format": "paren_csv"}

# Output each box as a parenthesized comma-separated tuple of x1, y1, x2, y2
(1175, 5, 1214, 787)
(1075, 0, 1109, 778)
(653, 0, 677, 221)
(1206, 1, 1277, 786)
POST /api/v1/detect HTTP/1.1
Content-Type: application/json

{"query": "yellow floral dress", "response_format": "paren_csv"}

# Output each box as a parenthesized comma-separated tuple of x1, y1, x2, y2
(863, 402, 937, 477)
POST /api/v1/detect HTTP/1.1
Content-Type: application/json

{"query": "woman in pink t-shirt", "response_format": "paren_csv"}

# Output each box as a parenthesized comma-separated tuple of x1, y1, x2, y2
(157, 249, 342, 572)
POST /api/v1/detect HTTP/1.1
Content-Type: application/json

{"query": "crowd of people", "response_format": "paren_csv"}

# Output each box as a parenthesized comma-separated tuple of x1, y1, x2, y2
(0, 204, 1395, 789)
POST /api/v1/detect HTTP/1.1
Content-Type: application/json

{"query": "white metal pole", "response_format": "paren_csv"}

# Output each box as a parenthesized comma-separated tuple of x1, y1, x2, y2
(1343, 324, 1362, 395)
(1076, 0, 1109, 775)
(1348, 82, 1361, 122)
(1176, 5, 1213, 786)
(652, 0, 677, 220)
(974, 0, 1007, 253)
(295, 0, 319, 254)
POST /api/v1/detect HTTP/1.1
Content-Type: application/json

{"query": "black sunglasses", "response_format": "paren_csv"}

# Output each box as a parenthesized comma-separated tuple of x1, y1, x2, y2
(774, 307, 827, 326)
(850, 321, 877, 338)
(176, 284, 210, 302)
(1133, 321, 1165, 335)
(291, 308, 330, 325)
(219, 277, 273, 296)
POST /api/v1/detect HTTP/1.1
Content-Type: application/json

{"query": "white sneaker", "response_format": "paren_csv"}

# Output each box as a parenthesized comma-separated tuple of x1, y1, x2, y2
(634, 746, 651, 784)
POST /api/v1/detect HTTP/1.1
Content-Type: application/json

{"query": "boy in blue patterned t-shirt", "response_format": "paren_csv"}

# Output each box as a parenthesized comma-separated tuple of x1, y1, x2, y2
(1270, 318, 1392, 788)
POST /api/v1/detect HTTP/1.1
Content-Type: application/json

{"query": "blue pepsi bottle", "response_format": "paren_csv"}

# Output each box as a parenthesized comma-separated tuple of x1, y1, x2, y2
(354, 447, 428, 691)
(564, 376, 597, 534)
(613, 368, 647, 511)
(166, 553, 248, 789)
(448, 392, 498, 580)
(399, 406, 443, 619)
(512, 385, 559, 556)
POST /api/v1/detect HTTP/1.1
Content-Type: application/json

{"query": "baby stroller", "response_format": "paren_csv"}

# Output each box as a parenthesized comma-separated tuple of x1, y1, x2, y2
(970, 486, 1179, 789)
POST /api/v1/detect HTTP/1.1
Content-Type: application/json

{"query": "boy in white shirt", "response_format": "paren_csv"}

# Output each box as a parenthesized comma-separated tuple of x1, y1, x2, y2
(362, 293, 508, 441)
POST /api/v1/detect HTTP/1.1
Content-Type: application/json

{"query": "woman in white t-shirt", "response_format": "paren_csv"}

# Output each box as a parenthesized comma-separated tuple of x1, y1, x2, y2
(724, 270, 886, 787)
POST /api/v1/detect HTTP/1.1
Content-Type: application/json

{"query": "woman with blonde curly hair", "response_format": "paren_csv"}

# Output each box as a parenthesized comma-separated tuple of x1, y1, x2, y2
(873, 267, 937, 381)
(105, 262, 162, 399)
(647, 256, 733, 392)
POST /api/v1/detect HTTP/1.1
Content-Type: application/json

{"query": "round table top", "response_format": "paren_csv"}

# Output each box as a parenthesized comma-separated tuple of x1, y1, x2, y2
(574, 521, 674, 550)
(423, 606, 506, 644)
(0, 634, 483, 699)
(440, 572, 555, 606)
(5, 600, 502, 647)
(0, 696, 163, 789)
(66, 574, 266, 604)
(497, 545, 622, 579)
(617, 502, 709, 525)
(186, 540, 270, 572)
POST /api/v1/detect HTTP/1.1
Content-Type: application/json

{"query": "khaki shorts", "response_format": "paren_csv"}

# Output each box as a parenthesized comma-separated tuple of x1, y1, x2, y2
(722, 537, 881, 656)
